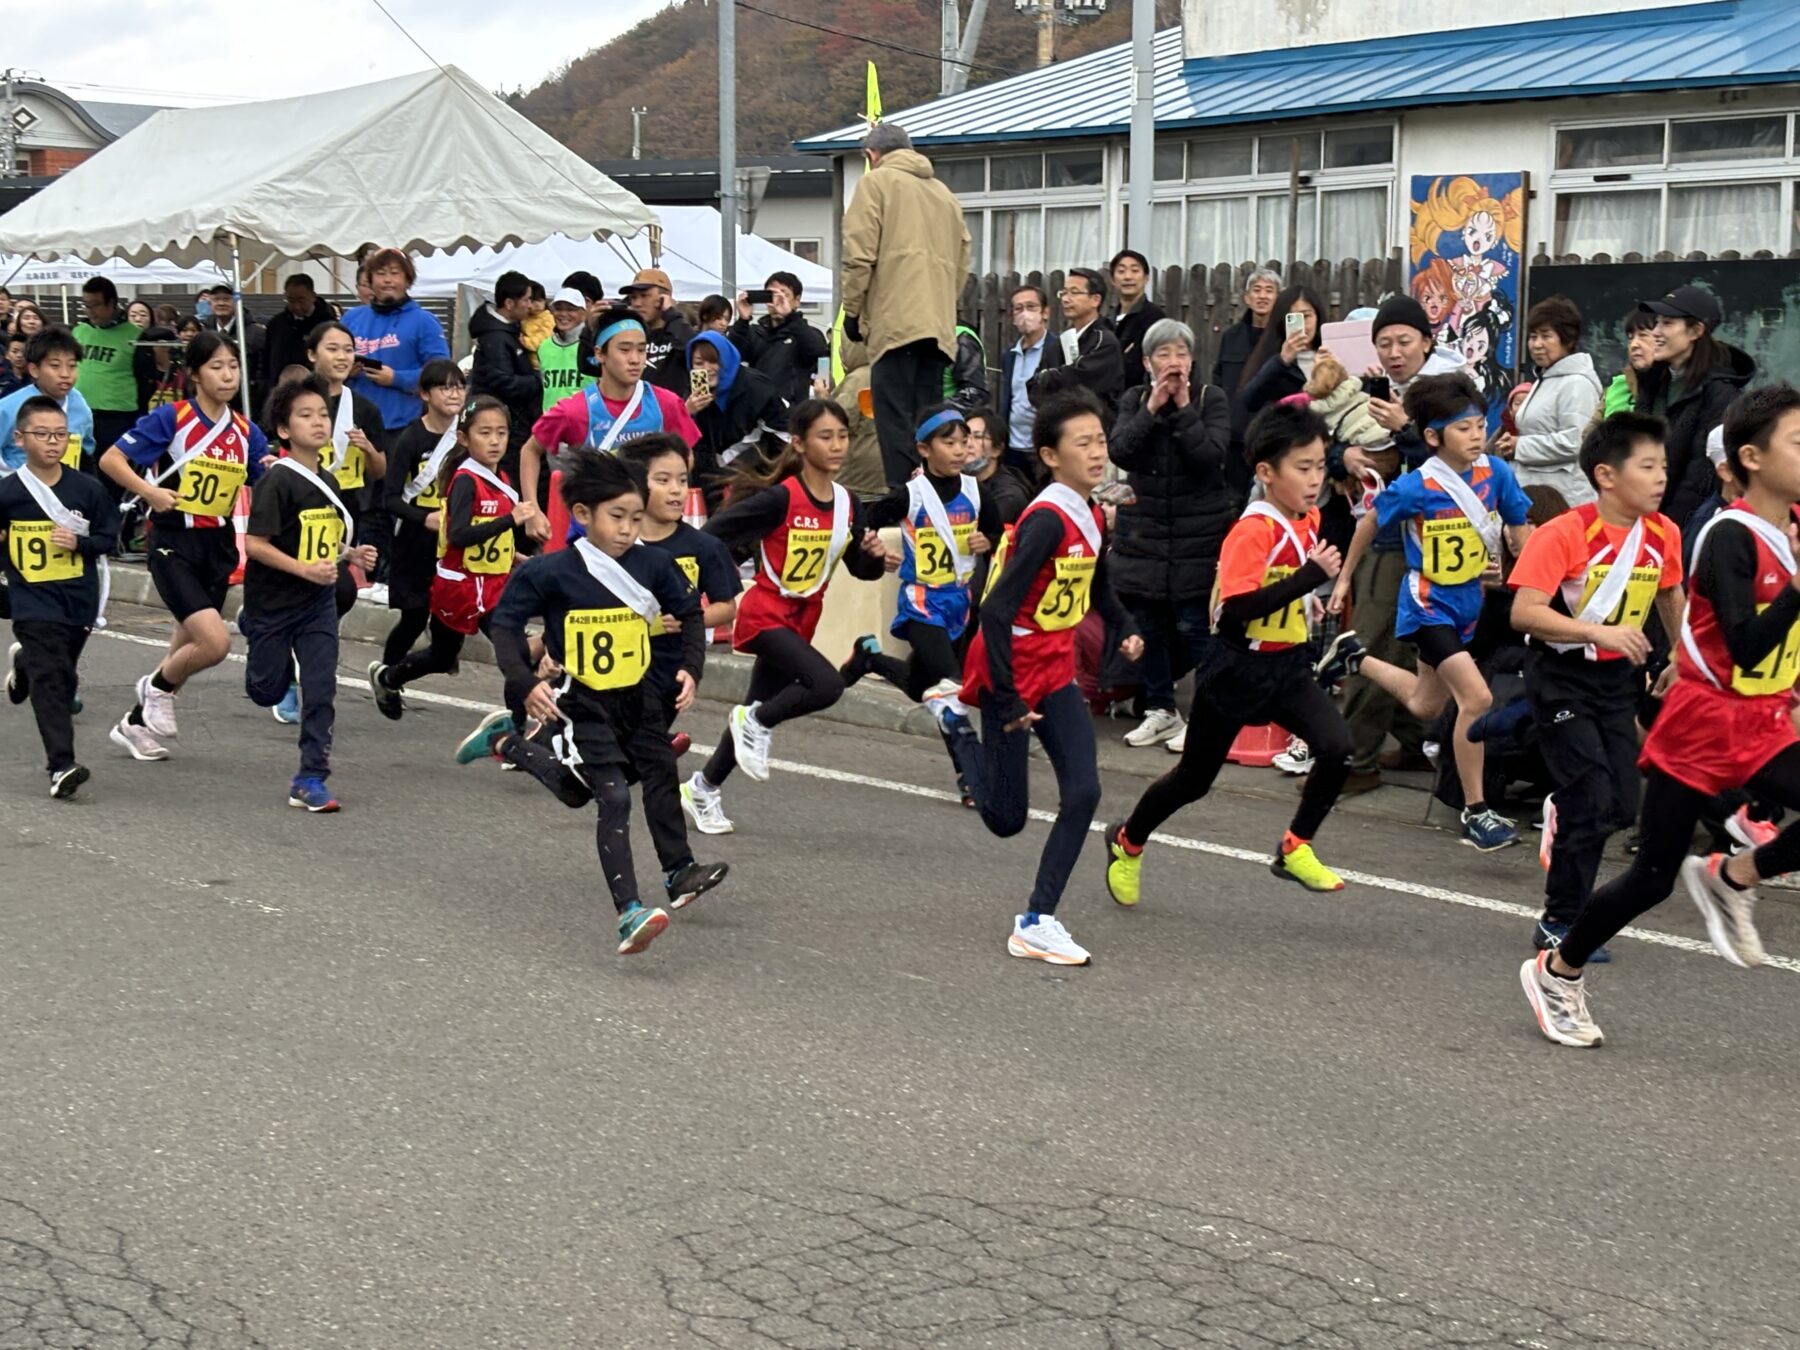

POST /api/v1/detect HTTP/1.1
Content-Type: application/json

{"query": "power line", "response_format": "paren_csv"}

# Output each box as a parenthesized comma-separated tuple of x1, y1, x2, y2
(733, 0, 1026, 80)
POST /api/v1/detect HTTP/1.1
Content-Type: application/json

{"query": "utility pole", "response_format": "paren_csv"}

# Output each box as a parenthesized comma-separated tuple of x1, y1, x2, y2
(0, 69, 23, 179)
(1035, 0, 1056, 69)
(940, 0, 961, 95)
(945, 0, 990, 95)
(718, 0, 737, 298)
(630, 106, 648, 160)
(1125, 0, 1154, 258)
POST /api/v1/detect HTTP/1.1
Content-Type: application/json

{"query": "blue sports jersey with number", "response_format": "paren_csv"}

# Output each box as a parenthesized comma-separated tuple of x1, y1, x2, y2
(893, 480, 982, 640)
(1375, 453, 1531, 641)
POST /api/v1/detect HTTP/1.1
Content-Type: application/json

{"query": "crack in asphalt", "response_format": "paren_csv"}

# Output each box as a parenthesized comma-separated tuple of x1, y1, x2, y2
(653, 1186, 1799, 1349)
(0, 1197, 267, 1349)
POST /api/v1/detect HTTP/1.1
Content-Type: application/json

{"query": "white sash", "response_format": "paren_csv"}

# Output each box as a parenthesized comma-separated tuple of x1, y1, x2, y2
(762, 481, 851, 599)
(720, 420, 774, 466)
(324, 389, 355, 475)
(1547, 516, 1646, 657)
(147, 404, 237, 487)
(1035, 481, 1101, 553)
(271, 456, 355, 542)
(403, 424, 458, 504)
(912, 473, 981, 582)
(574, 538, 661, 623)
(1422, 455, 1502, 559)
(16, 468, 108, 628)
(595, 381, 645, 452)
(1679, 509, 1797, 688)
(457, 459, 521, 504)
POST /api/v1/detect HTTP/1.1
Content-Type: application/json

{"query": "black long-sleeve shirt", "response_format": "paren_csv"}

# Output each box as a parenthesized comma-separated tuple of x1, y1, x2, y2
(704, 480, 888, 582)
(383, 418, 452, 529)
(863, 470, 1002, 544)
(0, 467, 119, 626)
(1693, 518, 1800, 674)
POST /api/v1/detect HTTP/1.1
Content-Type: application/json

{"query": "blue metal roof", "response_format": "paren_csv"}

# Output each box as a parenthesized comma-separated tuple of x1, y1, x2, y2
(795, 0, 1800, 151)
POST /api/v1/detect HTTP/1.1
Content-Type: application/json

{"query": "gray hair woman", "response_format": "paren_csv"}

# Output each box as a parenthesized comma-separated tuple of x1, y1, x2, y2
(1214, 268, 1286, 507)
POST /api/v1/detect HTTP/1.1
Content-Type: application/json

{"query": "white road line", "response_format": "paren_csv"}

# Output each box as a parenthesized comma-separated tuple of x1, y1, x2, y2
(90, 628, 1800, 975)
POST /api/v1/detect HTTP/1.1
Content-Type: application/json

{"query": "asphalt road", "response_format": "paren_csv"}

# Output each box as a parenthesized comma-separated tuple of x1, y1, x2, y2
(5, 604, 1800, 1349)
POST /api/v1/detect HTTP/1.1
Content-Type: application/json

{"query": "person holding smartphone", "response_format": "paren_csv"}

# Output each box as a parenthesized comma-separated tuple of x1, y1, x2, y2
(685, 331, 786, 508)
(1237, 286, 1326, 416)
(729, 271, 829, 429)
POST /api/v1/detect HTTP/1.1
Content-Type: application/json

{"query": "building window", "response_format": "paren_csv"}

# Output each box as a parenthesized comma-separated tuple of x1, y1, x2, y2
(1188, 136, 1254, 181)
(1046, 205, 1102, 274)
(1046, 148, 1104, 188)
(1553, 190, 1660, 257)
(936, 157, 986, 194)
(992, 207, 1043, 275)
(991, 153, 1044, 192)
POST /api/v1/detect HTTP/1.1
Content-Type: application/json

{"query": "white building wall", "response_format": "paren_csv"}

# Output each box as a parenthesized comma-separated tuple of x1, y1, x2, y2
(16, 94, 103, 153)
(747, 196, 837, 274)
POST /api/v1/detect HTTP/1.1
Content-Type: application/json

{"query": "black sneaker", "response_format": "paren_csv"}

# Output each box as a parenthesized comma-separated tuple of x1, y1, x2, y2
(839, 634, 882, 686)
(367, 661, 404, 721)
(666, 860, 730, 910)
(5, 642, 26, 706)
(49, 763, 89, 800)
(1314, 630, 1364, 690)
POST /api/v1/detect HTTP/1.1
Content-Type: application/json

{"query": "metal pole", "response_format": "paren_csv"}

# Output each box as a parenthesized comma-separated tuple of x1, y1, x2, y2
(718, 0, 737, 298)
(940, 0, 961, 95)
(1285, 136, 1300, 271)
(630, 107, 647, 160)
(0, 70, 18, 180)
(228, 233, 252, 420)
(1126, 0, 1154, 260)
(1036, 0, 1055, 69)
(948, 0, 989, 94)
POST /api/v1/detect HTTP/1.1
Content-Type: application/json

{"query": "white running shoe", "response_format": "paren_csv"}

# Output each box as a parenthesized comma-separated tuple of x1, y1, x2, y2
(681, 774, 734, 835)
(1682, 853, 1766, 968)
(729, 703, 772, 782)
(921, 677, 969, 725)
(1271, 736, 1313, 776)
(1166, 724, 1186, 755)
(1726, 805, 1779, 854)
(1519, 951, 1603, 1047)
(1007, 913, 1091, 966)
(5, 641, 22, 704)
(1124, 707, 1184, 748)
(136, 673, 179, 738)
(109, 716, 170, 762)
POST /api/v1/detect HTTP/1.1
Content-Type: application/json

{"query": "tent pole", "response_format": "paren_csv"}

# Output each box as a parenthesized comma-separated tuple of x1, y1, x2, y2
(229, 234, 252, 420)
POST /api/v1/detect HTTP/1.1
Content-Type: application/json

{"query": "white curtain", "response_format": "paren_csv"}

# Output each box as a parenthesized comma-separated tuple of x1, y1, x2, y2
(1556, 190, 1658, 257)
(1320, 187, 1388, 261)
(991, 208, 1043, 276)
(1256, 195, 1316, 265)
(1186, 196, 1252, 267)
(1668, 182, 1781, 255)
(1152, 203, 1183, 273)
(1045, 206, 1102, 276)
(964, 210, 986, 275)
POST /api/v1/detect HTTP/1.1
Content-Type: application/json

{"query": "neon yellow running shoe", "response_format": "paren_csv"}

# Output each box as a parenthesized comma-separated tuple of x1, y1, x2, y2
(1104, 818, 1142, 907)
(1272, 842, 1344, 892)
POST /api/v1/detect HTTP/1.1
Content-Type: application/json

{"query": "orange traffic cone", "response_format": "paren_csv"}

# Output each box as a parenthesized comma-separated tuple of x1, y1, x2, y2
(1225, 723, 1289, 768)
(545, 469, 569, 553)
(227, 486, 250, 585)
(683, 486, 708, 529)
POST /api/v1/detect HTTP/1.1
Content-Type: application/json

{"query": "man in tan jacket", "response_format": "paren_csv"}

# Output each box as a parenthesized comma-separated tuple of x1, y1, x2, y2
(840, 123, 972, 487)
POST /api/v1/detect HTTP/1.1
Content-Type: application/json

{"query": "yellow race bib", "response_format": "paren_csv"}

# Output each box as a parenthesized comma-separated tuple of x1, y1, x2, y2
(563, 607, 653, 691)
(328, 440, 365, 492)
(297, 506, 343, 565)
(675, 555, 700, 589)
(464, 525, 515, 576)
(1033, 554, 1096, 632)
(1733, 602, 1800, 696)
(1420, 516, 1489, 586)
(174, 455, 247, 516)
(413, 481, 443, 512)
(1244, 564, 1309, 645)
(8, 518, 82, 583)
(1575, 563, 1660, 632)
(62, 434, 82, 470)
(779, 527, 835, 592)
(912, 521, 976, 587)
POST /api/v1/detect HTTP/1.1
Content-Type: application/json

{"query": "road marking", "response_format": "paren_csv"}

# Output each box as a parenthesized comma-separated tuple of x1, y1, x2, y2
(91, 628, 1800, 974)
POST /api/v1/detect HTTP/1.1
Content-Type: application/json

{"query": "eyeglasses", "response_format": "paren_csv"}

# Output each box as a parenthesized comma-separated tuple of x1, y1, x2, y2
(19, 428, 67, 443)
(1057, 289, 1094, 299)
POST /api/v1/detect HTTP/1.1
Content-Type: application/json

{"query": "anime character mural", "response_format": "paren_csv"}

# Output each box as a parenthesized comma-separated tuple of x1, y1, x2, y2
(1409, 173, 1528, 432)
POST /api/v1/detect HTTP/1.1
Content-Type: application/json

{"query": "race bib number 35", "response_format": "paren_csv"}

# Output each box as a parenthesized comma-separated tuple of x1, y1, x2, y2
(1420, 516, 1488, 586)
(780, 527, 835, 592)
(912, 522, 975, 587)
(563, 607, 652, 691)
(1733, 602, 1800, 696)
(175, 455, 248, 516)
(1033, 554, 1096, 632)
(297, 507, 343, 565)
(8, 519, 82, 583)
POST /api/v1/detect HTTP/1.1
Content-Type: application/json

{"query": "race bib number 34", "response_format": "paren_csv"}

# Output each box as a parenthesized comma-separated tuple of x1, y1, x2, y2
(780, 527, 835, 592)
(912, 522, 975, 586)
(297, 507, 343, 565)
(1033, 554, 1096, 631)
(1420, 516, 1489, 586)
(8, 519, 82, 582)
(563, 607, 652, 691)
(175, 455, 247, 515)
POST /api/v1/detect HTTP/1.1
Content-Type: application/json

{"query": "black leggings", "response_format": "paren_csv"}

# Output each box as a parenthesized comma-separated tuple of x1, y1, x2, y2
(383, 607, 430, 667)
(703, 627, 845, 785)
(862, 620, 962, 701)
(1123, 677, 1352, 849)
(1560, 746, 1800, 967)
(385, 614, 525, 725)
(942, 683, 1102, 916)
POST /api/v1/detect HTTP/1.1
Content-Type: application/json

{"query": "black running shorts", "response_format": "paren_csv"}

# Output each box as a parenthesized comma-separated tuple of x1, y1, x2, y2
(147, 528, 238, 622)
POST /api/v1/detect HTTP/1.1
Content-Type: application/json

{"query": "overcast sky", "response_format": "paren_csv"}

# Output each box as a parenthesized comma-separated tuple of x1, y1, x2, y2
(8, 0, 673, 106)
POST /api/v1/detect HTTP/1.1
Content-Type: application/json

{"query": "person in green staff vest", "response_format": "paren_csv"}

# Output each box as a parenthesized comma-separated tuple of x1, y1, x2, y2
(71, 276, 143, 472)
(539, 287, 596, 412)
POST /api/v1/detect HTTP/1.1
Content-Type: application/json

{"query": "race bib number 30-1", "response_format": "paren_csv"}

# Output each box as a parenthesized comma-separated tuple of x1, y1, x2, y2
(175, 455, 248, 516)
(1033, 554, 1096, 632)
(8, 519, 82, 583)
(1733, 602, 1800, 696)
(780, 527, 835, 592)
(563, 607, 652, 691)
(912, 522, 976, 587)
(1420, 516, 1489, 586)
(297, 507, 344, 565)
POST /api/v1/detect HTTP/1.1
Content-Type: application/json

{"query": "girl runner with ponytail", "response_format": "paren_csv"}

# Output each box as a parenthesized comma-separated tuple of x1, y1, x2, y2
(680, 398, 891, 835)
(378, 360, 465, 682)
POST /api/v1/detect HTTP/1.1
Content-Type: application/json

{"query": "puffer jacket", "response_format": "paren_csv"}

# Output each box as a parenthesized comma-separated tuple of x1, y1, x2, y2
(1106, 381, 1233, 603)
(1637, 344, 1756, 528)
(1512, 351, 1603, 507)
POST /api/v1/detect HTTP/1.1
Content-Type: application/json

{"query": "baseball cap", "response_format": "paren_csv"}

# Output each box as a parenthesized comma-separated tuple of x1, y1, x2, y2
(620, 267, 672, 294)
(1637, 284, 1722, 330)
(550, 287, 586, 308)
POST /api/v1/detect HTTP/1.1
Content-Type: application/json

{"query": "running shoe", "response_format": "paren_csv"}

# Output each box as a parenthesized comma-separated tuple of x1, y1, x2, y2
(1104, 819, 1142, 907)
(272, 685, 301, 725)
(956, 774, 976, 810)
(1460, 805, 1519, 852)
(1007, 913, 1091, 966)
(136, 673, 178, 737)
(1313, 630, 1364, 690)
(669, 730, 692, 757)
(287, 776, 340, 813)
(680, 773, 734, 835)
(1271, 736, 1313, 776)
(455, 710, 515, 764)
(922, 679, 971, 734)
(1682, 853, 1766, 968)
(728, 702, 772, 782)
(1519, 950, 1603, 1048)
(49, 764, 89, 800)
(666, 861, 730, 910)
(5, 642, 25, 705)
(1272, 842, 1344, 892)
(617, 902, 670, 955)
(1727, 805, 1779, 854)
(368, 662, 403, 721)
(109, 716, 169, 762)
(840, 633, 883, 686)
(1166, 724, 1186, 755)
(1532, 918, 1611, 964)
(1123, 707, 1184, 748)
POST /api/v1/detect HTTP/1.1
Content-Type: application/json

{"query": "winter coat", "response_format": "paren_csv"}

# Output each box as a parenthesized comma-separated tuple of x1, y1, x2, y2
(1106, 381, 1234, 603)
(1211, 311, 1263, 436)
(832, 362, 888, 501)
(1308, 367, 1387, 449)
(1637, 344, 1757, 528)
(947, 326, 989, 409)
(1512, 351, 1603, 507)
(1112, 298, 1166, 391)
(1028, 322, 1124, 414)
(840, 149, 971, 364)
(466, 304, 542, 451)
(727, 310, 829, 421)
(1240, 352, 1308, 415)
(687, 331, 786, 489)
(262, 298, 338, 392)
(341, 298, 452, 431)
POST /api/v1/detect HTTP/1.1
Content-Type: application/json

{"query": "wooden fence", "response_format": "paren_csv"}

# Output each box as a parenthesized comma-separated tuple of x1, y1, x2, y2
(958, 255, 1406, 383)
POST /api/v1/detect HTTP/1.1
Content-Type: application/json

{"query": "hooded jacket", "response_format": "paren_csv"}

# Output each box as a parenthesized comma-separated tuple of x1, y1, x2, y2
(1637, 344, 1756, 528)
(1107, 380, 1234, 603)
(687, 331, 785, 486)
(1511, 350, 1603, 507)
(467, 304, 542, 452)
(728, 310, 829, 420)
(342, 297, 452, 431)
(840, 149, 971, 364)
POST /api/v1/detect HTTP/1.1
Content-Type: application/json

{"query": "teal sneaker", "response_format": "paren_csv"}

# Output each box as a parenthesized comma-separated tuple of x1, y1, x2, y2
(454, 710, 515, 764)
(617, 902, 670, 956)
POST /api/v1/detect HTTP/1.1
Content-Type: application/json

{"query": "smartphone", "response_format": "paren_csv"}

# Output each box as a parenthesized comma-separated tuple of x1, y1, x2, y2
(357, 357, 386, 371)
(815, 356, 831, 382)
(1092, 480, 1138, 509)
(1284, 311, 1306, 340)
(690, 367, 711, 396)
(1365, 375, 1392, 402)
(745, 288, 774, 305)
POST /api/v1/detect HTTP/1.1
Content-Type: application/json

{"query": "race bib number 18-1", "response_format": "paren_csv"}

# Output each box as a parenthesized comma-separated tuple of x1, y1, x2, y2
(563, 607, 652, 691)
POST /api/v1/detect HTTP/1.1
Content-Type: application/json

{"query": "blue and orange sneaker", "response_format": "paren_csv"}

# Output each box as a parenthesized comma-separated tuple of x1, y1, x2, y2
(617, 902, 670, 955)
(287, 776, 340, 813)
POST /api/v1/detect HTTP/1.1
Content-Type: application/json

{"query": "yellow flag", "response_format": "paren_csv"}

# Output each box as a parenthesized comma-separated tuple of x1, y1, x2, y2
(865, 61, 882, 126)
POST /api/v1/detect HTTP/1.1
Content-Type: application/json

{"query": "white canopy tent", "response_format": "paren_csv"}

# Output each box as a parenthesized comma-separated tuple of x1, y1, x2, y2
(0, 253, 230, 292)
(409, 207, 832, 302)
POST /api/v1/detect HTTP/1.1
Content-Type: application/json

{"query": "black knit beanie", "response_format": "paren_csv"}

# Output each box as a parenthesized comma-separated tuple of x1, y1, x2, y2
(1372, 296, 1432, 341)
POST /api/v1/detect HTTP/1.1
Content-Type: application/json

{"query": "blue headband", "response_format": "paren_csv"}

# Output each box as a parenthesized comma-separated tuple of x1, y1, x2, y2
(1426, 406, 1485, 432)
(597, 317, 645, 350)
(915, 408, 966, 443)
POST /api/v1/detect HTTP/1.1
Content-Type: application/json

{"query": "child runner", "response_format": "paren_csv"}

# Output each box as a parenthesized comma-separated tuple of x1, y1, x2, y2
(472, 449, 728, 955)
(0, 396, 118, 798)
(309, 319, 388, 594)
(100, 332, 271, 762)
(1104, 400, 1356, 904)
(240, 375, 376, 811)
(536, 288, 595, 412)
(379, 359, 465, 678)
(925, 389, 1143, 967)
(681, 399, 890, 834)
(1508, 412, 1685, 962)
(369, 396, 538, 732)
(841, 402, 1000, 802)
(0, 327, 94, 474)
(1327, 372, 1533, 851)
(1521, 384, 1800, 1048)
